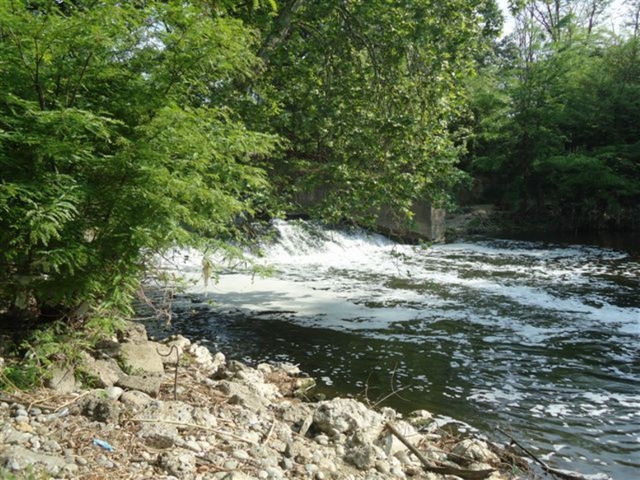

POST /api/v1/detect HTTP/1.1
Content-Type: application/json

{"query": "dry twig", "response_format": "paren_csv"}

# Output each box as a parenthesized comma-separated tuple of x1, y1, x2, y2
(385, 422, 495, 480)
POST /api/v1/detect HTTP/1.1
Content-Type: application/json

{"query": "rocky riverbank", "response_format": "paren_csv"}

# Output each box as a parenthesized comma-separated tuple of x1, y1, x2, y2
(0, 322, 525, 479)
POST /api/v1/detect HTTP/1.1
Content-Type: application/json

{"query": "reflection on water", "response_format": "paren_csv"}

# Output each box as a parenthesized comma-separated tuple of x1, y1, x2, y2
(164, 222, 640, 479)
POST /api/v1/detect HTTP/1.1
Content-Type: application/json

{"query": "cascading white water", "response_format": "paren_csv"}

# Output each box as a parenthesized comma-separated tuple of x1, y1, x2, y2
(169, 220, 640, 478)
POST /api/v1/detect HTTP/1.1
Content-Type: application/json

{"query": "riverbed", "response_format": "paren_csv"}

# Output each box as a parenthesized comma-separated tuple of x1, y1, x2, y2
(165, 221, 640, 479)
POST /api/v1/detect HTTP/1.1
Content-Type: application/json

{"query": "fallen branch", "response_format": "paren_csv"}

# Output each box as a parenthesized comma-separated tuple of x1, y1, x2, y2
(496, 427, 611, 480)
(385, 423, 495, 480)
(263, 417, 276, 445)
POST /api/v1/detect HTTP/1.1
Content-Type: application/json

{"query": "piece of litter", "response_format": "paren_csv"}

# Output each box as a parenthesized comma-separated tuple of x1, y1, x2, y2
(93, 439, 114, 452)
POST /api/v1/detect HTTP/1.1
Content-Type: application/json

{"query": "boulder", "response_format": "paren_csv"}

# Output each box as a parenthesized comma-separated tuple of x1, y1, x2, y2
(137, 400, 217, 428)
(138, 422, 181, 449)
(157, 334, 191, 365)
(377, 420, 421, 456)
(119, 390, 155, 409)
(116, 374, 163, 397)
(313, 398, 385, 443)
(156, 451, 196, 477)
(452, 439, 500, 465)
(118, 322, 149, 344)
(218, 380, 268, 413)
(345, 443, 380, 469)
(79, 395, 121, 424)
(0, 445, 72, 475)
(118, 342, 164, 376)
(79, 355, 123, 388)
(189, 344, 225, 372)
(45, 366, 78, 393)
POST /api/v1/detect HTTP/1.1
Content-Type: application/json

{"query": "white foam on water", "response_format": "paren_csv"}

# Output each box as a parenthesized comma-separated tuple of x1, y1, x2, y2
(163, 221, 639, 343)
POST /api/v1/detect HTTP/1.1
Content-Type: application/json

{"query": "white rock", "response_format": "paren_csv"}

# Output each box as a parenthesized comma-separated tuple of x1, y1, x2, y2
(105, 386, 124, 401)
(313, 398, 385, 443)
(452, 439, 500, 465)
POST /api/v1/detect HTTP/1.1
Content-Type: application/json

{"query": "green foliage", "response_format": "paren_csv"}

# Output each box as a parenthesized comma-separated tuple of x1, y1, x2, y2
(0, 0, 512, 337)
(465, 1, 640, 228)
(0, 466, 47, 480)
(247, 0, 498, 224)
(0, 0, 278, 320)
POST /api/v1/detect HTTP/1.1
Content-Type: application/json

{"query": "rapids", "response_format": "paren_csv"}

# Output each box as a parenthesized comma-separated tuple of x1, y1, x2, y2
(166, 220, 640, 479)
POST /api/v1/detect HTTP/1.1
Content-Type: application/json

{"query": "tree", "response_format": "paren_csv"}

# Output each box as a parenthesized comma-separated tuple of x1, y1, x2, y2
(249, 0, 502, 224)
(467, 0, 640, 228)
(0, 0, 278, 321)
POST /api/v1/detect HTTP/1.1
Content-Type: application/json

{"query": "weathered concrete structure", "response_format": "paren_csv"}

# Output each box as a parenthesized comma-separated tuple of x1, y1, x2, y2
(293, 189, 446, 243)
(375, 202, 446, 243)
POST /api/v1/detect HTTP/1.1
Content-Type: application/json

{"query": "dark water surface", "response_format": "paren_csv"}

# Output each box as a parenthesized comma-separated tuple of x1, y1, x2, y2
(164, 222, 640, 479)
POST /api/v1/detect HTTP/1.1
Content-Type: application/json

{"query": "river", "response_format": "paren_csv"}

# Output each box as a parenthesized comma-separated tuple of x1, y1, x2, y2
(164, 220, 640, 479)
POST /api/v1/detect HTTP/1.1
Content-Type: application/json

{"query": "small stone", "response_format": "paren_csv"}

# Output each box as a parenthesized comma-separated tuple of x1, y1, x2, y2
(185, 440, 201, 452)
(280, 458, 293, 471)
(304, 463, 318, 474)
(197, 441, 211, 451)
(29, 407, 42, 416)
(63, 463, 79, 475)
(105, 386, 124, 400)
(390, 466, 406, 478)
(5, 430, 32, 445)
(232, 450, 250, 461)
(14, 415, 29, 424)
(14, 408, 28, 418)
(28, 437, 41, 450)
(6, 457, 21, 471)
(376, 460, 392, 474)
(14, 421, 33, 433)
(42, 439, 62, 452)
(223, 460, 239, 470)
(76, 456, 88, 466)
(314, 434, 329, 446)
(265, 466, 284, 479)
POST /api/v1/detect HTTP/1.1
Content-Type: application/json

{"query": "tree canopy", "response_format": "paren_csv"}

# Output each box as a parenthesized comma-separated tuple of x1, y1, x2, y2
(0, 0, 499, 321)
(466, 0, 640, 227)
